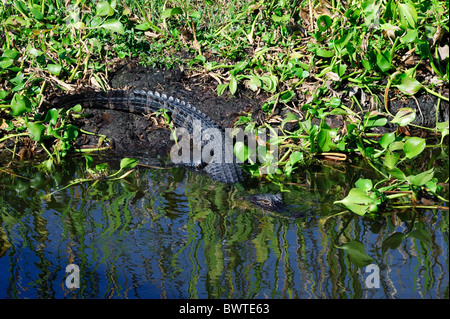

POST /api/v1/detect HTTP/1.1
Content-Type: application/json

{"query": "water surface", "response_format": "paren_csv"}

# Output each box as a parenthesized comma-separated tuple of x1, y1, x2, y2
(0, 156, 448, 299)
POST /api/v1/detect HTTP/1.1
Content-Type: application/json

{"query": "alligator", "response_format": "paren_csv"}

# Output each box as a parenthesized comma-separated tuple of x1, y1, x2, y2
(49, 89, 302, 216)
(50, 89, 245, 184)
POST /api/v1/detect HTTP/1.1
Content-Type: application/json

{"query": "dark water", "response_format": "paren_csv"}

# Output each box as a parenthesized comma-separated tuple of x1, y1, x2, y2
(0, 156, 448, 299)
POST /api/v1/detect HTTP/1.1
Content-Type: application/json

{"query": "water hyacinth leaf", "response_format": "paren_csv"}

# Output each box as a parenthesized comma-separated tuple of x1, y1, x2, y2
(229, 76, 238, 94)
(234, 141, 253, 163)
(100, 19, 124, 34)
(389, 167, 407, 181)
(398, 3, 417, 29)
(384, 149, 400, 169)
(404, 136, 425, 159)
(408, 168, 434, 186)
(161, 7, 183, 19)
(337, 240, 373, 268)
(120, 158, 138, 170)
(47, 63, 62, 76)
(0, 57, 14, 69)
(391, 107, 416, 126)
(395, 74, 422, 95)
(11, 93, 31, 116)
(334, 188, 374, 216)
(379, 132, 396, 149)
(27, 122, 46, 142)
(355, 178, 372, 192)
(317, 15, 333, 31)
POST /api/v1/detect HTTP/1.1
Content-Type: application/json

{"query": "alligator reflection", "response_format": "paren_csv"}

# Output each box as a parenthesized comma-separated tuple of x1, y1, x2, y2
(0, 157, 448, 298)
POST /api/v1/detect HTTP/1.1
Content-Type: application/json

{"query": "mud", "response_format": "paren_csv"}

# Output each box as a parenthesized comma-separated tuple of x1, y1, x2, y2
(64, 61, 449, 160)
(74, 61, 266, 158)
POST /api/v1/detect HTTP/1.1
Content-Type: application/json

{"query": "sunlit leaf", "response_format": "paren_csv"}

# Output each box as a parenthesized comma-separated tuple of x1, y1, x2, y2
(408, 168, 434, 186)
(395, 74, 422, 95)
(398, 3, 417, 29)
(100, 19, 124, 34)
(11, 93, 31, 116)
(355, 178, 372, 192)
(27, 122, 46, 142)
(391, 107, 416, 126)
(120, 158, 138, 170)
(404, 136, 425, 159)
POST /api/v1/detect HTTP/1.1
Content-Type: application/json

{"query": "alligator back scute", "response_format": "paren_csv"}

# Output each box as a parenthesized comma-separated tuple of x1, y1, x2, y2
(50, 89, 244, 184)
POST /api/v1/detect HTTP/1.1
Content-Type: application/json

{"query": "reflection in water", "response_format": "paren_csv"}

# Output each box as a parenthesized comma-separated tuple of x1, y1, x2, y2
(0, 158, 448, 299)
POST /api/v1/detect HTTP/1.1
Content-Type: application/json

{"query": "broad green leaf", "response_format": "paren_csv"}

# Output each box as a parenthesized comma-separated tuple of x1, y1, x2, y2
(384, 149, 400, 170)
(0, 57, 14, 69)
(30, 8, 43, 20)
(288, 151, 303, 165)
(334, 188, 374, 216)
(401, 29, 418, 43)
(317, 15, 333, 31)
(247, 76, 261, 91)
(365, 114, 387, 127)
(408, 168, 434, 186)
(161, 7, 183, 19)
(216, 83, 228, 96)
(229, 76, 237, 94)
(11, 93, 31, 116)
(100, 19, 124, 34)
(355, 178, 373, 192)
(120, 158, 138, 170)
(404, 136, 425, 159)
(96, 1, 113, 16)
(316, 48, 334, 58)
(391, 107, 416, 126)
(395, 74, 422, 95)
(379, 132, 396, 149)
(337, 240, 373, 267)
(27, 122, 46, 142)
(389, 167, 407, 181)
(189, 11, 201, 20)
(46, 63, 62, 76)
(398, 3, 417, 29)
(234, 141, 253, 163)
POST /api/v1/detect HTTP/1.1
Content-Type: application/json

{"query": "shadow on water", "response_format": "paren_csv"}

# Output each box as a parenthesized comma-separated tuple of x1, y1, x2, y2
(0, 153, 448, 299)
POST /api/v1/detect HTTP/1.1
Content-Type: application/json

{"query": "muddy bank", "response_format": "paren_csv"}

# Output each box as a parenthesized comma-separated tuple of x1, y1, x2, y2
(61, 62, 449, 159)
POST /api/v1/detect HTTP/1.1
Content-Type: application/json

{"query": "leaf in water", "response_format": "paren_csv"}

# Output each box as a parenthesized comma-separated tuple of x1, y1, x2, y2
(338, 240, 373, 268)
(409, 222, 432, 244)
(100, 19, 125, 34)
(391, 107, 416, 126)
(408, 168, 434, 186)
(404, 136, 425, 159)
(334, 188, 374, 216)
(382, 232, 406, 254)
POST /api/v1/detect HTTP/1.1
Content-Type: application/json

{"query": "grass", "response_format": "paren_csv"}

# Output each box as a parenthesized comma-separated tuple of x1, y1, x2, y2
(0, 0, 448, 215)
